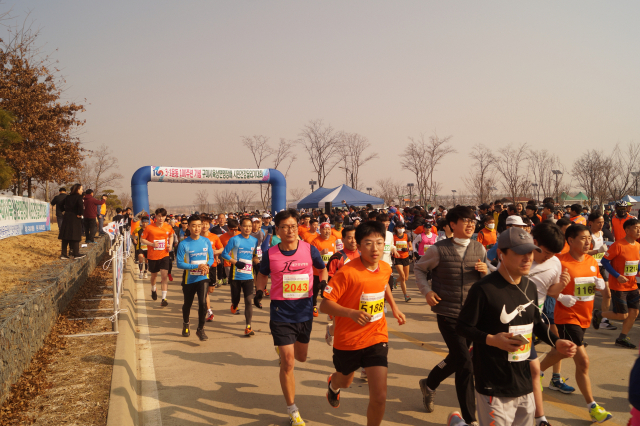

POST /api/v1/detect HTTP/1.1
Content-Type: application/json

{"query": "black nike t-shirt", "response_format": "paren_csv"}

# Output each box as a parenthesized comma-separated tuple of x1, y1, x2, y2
(456, 271, 558, 397)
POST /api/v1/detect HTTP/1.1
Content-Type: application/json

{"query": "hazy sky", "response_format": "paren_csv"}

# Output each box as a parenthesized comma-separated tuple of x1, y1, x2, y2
(4, 1, 640, 208)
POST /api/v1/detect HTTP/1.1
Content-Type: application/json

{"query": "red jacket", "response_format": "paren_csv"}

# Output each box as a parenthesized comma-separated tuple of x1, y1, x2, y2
(83, 195, 105, 219)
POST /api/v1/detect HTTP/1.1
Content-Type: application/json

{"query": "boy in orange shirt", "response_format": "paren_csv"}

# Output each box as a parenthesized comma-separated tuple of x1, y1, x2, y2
(593, 218, 640, 348)
(476, 216, 497, 249)
(320, 221, 406, 426)
(311, 223, 337, 317)
(539, 224, 612, 423)
(140, 208, 175, 306)
(301, 219, 319, 244)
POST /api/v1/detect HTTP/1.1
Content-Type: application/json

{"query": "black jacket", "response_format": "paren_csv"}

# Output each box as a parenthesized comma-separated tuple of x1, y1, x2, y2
(58, 193, 84, 241)
(50, 193, 68, 216)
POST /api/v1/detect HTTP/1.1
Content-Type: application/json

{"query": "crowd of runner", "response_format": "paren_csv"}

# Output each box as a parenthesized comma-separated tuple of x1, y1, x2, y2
(121, 197, 640, 426)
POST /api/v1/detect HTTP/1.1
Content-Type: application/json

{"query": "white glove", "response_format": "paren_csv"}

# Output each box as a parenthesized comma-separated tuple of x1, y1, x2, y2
(595, 278, 605, 290)
(598, 245, 607, 253)
(557, 293, 577, 307)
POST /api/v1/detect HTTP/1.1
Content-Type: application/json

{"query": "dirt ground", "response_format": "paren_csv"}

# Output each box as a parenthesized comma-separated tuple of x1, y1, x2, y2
(0, 223, 62, 294)
(0, 254, 117, 426)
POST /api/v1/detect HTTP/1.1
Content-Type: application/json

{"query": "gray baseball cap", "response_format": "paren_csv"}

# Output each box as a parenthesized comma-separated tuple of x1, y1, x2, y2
(498, 227, 541, 255)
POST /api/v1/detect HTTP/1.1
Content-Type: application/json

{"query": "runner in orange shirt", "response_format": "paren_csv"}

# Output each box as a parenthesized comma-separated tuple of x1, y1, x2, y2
(569, 204, 587, 226)
(476, 216, 497, 249)
(612, 200, 633, 242)
(392, 222, 412, 302)
(311, 223, 337, 317)
(301, 219, 319, 244)
(298, 214, 311, 237)
(320, 221, 406, 425)
(539, 224, 612, 423)
(593, 218, 640, 349)
(555, 218, 572, 256)
(201, 215, 225, 321)
(140, 208, 175, 306)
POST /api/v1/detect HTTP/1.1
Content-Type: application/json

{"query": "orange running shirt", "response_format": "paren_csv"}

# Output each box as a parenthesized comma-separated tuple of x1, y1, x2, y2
(570, 215, 587, 226)
(612, 215, 632, 242)
(555, 241, 570, 258)
(393, 234, 409, 259)
(414, 225, 438, 235)
(322, 258, 391, 351)
(220, 230, 240, 267)
(205, 233, 224, 267)
(140, 222, 174, 260)
(555, 252, 603, 328)
(331, 228, 342, 241)
(302, 232, 318, 244)
(603, 239, 640, 291)
(298, 224, 309, 237)
(477, 228, 497, 248)
(311, 236, 337, 275)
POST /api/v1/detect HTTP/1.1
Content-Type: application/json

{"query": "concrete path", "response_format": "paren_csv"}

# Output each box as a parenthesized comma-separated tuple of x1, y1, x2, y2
(135, 263, 637, 426)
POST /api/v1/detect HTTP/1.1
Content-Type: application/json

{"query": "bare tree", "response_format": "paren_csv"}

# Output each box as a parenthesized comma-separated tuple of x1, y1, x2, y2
(213, 189, 236, 213)
(462, 144, 497, 205)
(297, 119, 343, 187)
(118, 191, 132, 209)
(495, 144, 530, 203)
(236, 189, 255, 212)
(289, 187, 307, 201)
(273, 138, 297, 178)
(242, 135, 273, 210)
(425, 133, 456, 202)
(375, 178, 405, 206)
(603, 142, 640, 201)
(194, 189, 210, 212)
(75, 144, 123, 194)
(337, 133, 378, 190)
(572, 150, 610, 207)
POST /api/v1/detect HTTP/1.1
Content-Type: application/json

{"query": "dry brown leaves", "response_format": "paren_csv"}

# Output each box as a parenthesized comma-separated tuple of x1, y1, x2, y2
(0, 254, 117, 426)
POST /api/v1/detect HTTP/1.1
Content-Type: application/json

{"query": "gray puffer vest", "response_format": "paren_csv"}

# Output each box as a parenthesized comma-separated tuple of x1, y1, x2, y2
(431, 238, 485, 318)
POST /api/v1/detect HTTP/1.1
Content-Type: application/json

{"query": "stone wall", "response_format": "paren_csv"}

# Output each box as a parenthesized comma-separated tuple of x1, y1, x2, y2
(0, 237, 110, 404)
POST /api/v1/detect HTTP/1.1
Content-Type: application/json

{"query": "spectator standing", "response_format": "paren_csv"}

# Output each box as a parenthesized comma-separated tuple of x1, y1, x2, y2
(98, 194, 108, 235)
(50, 187, 68, 230)
(58, 184, 86, 260)
(83, 189, 105, 243)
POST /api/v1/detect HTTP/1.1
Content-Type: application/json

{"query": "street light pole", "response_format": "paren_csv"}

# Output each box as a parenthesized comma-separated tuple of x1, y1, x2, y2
(407, 183, 414, 205)
(366, 187, 372, 195)
(552, 170, 563, 205)
(531, 183, 538, 202)
(632, 172, 640, 196)
(309, 180, 317, 193)
(451, 189, 457, 207)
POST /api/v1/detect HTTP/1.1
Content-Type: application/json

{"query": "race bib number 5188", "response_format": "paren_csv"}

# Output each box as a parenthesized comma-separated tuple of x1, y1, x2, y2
(359, 290, 385, 322)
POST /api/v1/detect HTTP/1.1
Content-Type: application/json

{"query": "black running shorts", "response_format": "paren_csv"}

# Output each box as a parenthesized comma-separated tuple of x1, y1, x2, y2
(612, 289, 640, 314)
(270, 319, 313, 346)
(556, 324, 586, 347)
(394, 257, 410, 266)
(333, 341, 389, 376)
(148, 257, 171, 273)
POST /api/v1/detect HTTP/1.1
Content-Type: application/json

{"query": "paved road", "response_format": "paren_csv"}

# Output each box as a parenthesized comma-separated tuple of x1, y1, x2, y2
(135, 262, 637, 426)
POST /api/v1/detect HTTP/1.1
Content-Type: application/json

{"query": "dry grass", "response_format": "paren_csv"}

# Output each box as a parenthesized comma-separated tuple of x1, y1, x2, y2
(0, 255, 118, 426)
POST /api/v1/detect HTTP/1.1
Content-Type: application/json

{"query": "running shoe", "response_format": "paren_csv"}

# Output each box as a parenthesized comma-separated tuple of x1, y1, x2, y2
(161, 299, 168, 306)
(589, 403, 613, 423)
(264, 289, 270, 297)
(245, 326, 255, 336)
(326, 375, 340, 408)
(230, 304, 240, 315)
(419, 378, 436, 413)
(404, 294, 412, 302)
(182, 322, 190, 337)
(539, 421, 552, 426)
(313, 306, 319, 317)
(74, 254, 86, 260)
(327, 314, 333, 321)
(325, 324, 333, 346)
(60, 256, 70, 260)
(601, 319, 617, 330)
(151, 290, 158, 301)
(196, 328, 208, 341)
(360, 368, 367, 381)
(168, 273, 173, 282)
(446, 411, 465, 426)
(289, 410, 305, 426)
(144, 272, 148, 279)
(139, 272, 143, 279)
(615, 337, 637, 349)
(549, 377, 575, 393)
(592, 309, 602, 330)
(215, 282, 221, 288)
(206, 310, 214, 322)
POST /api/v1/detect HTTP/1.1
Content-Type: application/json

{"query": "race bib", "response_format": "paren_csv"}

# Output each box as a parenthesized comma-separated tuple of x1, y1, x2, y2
(283, 274, 310, 299)
(625, 260, 639, 277)
(508, 323, 533, 362)
(395, 240, 407, 249)
(384, 244, 391, 254)
(154, 239, 166, 251)
(190, 259, 206, 276)
(336, 239, 344, 251)
(236, 262, 253, 274)
(359, 290, 385, 322)
(574, 277, 596, 302)
(141, 244, 148, 251)
(256, 247, 262, 259)
(321, 251, 334, 264)
(593, 252, 604, 264)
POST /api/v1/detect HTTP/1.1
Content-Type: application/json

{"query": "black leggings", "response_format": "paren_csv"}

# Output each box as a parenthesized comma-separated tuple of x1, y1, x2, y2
(217, 263, 226, 280)
(182, 280, 208, 330)
(61, 240, 80, 257)
(231, 279, 254, 325)
(425, 315, 476, 423)
(312, 275, 326, 307)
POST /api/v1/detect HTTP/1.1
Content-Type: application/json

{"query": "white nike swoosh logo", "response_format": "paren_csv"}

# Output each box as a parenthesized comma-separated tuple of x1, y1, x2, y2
(500, 301, 534, 324)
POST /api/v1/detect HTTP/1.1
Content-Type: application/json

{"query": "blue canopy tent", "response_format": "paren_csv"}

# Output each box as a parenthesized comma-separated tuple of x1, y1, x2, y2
(622, 195, 640, 203)
(294, 185, 384, 209)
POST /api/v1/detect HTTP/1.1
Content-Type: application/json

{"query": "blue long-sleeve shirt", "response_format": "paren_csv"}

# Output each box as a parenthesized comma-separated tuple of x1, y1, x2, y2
(177, 236, 214, 284)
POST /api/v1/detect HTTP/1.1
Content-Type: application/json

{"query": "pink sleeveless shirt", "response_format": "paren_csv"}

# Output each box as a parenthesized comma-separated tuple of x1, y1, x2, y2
(268, 241, 314, 301)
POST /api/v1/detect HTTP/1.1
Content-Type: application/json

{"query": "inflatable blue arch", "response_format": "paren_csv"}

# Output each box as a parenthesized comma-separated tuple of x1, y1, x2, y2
(131, 166, 286, 216)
